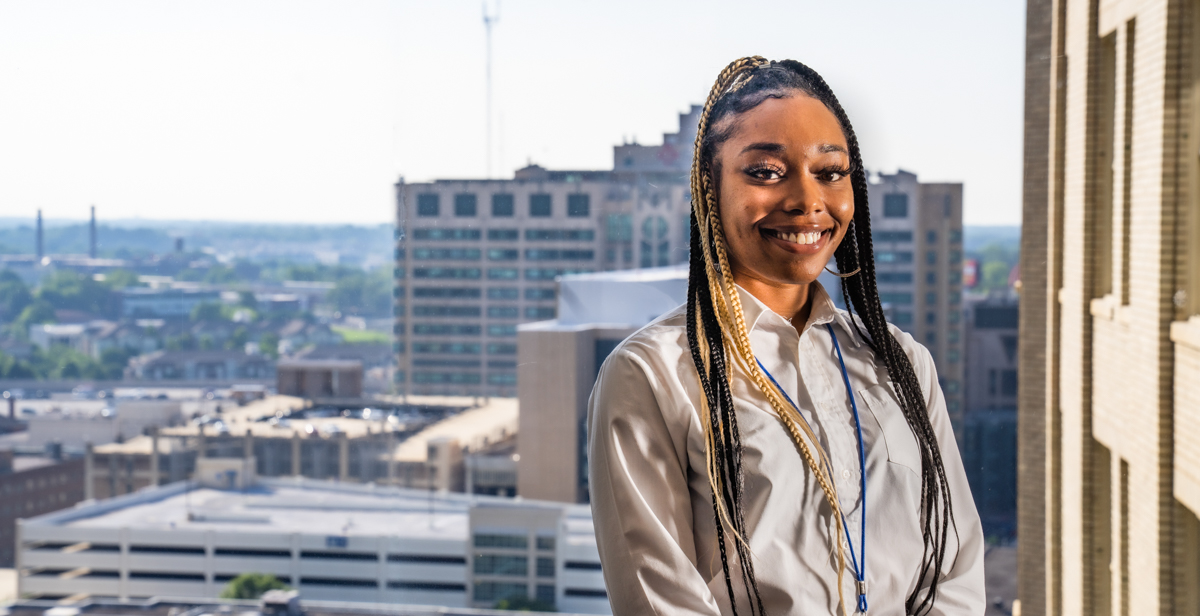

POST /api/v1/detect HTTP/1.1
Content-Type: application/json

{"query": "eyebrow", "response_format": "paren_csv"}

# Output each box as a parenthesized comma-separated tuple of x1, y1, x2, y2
(738, 142, 849, 155)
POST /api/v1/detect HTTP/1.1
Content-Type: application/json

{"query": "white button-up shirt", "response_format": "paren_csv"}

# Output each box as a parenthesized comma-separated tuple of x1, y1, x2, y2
(587, 283, 984, 615)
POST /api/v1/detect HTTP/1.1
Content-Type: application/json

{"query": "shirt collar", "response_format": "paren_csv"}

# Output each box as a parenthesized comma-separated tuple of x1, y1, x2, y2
(734, 281, 853, 343)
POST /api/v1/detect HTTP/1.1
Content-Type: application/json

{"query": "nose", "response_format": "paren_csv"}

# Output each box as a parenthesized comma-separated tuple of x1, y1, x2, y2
(783, 172, 826, 216)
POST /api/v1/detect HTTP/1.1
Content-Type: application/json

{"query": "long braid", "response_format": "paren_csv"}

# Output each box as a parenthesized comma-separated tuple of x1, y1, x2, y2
(688, 57, 849, 616)
(687, 57, 957, 615)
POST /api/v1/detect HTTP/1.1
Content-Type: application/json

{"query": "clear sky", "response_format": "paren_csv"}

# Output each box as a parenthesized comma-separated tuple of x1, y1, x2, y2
(0, 1, 1025, 226)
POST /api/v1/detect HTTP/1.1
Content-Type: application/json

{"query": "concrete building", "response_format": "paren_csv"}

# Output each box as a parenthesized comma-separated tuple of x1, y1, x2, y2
(277, 359, 364, 400)
(516, 266, 687, 504)
(16, 477, 609, 613)
(393, 108, 700, 397)
(866, 171, 966, 429)
(1018, 0, 1200, 614)
(120, 288, 222, 319)
(960, 295, 1019, 539)
(0, 451, 85, 566)
(126, 350, 276, 381)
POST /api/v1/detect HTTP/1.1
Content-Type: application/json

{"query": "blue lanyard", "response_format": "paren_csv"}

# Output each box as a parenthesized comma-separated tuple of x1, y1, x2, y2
(755, 323, 868, 613)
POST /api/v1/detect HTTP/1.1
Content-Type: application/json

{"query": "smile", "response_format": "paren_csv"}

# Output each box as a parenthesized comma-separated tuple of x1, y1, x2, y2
(763, 229, 827, 246)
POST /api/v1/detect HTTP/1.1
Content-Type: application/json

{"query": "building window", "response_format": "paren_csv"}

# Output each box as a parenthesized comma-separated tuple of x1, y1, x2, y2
(948, 311, 961, 324)
(455, 194, 477, 217)
(473, 581, 528, 603)
(412, 268, 481, 279)
(474, 554, 528, 576)
(530, 194, 552, 217)
(926, 251, 938, 265)
(880, 292, 913, 305)
(925, 332, 936, 345)
(413, 248, 481, 260)
(488, 249, 519, 261)
(487, 343, 517, 355)
(536, 557, 556, 578)
(412, 372, 481, 384)
(525, 307, 555, 319)
(525, 229, 595, 241)
(567, 194, 590, 217)
(606, 214, 633, 241)
(488, 306, 519, 319)
(412, 228, 481, 240)
(526, 268, 593, 280)
(949, 229, 962, 243)
(943, 194, 953, 218)
(525, 249, 594, 261)
(488, 229, 518, 241)
(926, 312, 937, 325)
(947, 349, 961, 363)
(876, 251, 913, 264)
(948, 328, 960, 343)
(413, 305, 481, 318)
(487, 287, 518, 300)
(492, 193, 514, 217)
(893, 311, 913, 325)
(883, 194, 908, 218)
(525, 288, 555, 301)
(874, 230, 913, 243)
(414, 287, 480, 299)
(412, 342, 481, 354)
(475, 534, 527, 549)
(926, 292, 937, 305)
(536, 584, 556, 604)
(417, 194, 439, 217)
(926, 230, 938, 244)
(488, 268, 519, 280)
(487, 373, 518, 385)
(877, 272, 913, 284)
(488, 324, 517, 337)
(412, 324, 481, 336)
(536, 536, 555, 551)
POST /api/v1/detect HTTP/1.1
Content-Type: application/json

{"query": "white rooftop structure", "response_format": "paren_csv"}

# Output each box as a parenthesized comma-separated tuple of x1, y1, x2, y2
(524, 264, 687, 331)
(18, 477, 608, 614)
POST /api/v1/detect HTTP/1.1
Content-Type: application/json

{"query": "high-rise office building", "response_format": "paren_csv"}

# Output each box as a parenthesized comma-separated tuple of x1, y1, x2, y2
(1019, 0, 1200, 613)
(866, 170, 966, 429)
(393, 108, 701, 397)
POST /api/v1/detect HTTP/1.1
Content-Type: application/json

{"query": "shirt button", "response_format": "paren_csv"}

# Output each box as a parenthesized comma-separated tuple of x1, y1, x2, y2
(842, 469, 851, 479)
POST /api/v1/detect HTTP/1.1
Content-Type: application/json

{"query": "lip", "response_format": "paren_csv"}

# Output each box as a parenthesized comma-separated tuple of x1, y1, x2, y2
(761, 227, 832, 255)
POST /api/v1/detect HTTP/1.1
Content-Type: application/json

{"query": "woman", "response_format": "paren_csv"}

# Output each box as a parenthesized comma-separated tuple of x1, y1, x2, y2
(587, 57, 984, 615)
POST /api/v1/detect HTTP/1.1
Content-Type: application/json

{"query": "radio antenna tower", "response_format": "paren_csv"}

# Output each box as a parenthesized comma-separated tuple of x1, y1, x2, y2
(483, 1, 500, 178)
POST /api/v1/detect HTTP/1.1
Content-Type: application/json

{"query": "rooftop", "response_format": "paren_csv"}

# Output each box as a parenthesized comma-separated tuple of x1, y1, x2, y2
(24, 477, 593, 544)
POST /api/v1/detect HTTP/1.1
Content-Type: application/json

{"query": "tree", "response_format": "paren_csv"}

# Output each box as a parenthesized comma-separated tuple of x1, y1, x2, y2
(14, 300, 56, 332)
(191, 302, 226, 323)
(103, 269, 142, 289)
(36, 270, 116, 317)
(258, 332, 280, 358)
(0, 270, 32, 321)
(219, 573, 290, 600)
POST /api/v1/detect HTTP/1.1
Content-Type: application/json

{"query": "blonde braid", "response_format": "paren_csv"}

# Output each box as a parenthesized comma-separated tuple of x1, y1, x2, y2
(690, 57, 853, 616)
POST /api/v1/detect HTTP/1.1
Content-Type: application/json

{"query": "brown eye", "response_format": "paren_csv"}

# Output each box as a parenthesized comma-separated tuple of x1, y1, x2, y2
(745, 164, 784, 180)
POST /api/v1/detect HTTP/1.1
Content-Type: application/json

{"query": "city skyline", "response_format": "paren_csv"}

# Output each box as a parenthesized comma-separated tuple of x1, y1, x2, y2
(0, 1, 1024, 226)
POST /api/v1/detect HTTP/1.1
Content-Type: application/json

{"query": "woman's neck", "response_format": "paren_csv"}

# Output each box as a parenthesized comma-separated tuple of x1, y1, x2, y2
(733, 271, 815, 332)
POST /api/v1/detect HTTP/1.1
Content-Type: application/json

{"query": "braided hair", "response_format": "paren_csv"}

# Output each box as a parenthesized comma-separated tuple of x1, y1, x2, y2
(687, 57, 956, 616)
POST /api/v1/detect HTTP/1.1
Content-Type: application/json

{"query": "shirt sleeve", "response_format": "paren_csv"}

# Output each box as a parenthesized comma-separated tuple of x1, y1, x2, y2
(587, 348, 722, 616)
(895, 328, 987, 615)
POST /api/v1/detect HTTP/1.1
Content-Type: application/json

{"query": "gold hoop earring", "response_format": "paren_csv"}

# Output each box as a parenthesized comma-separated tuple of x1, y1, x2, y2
(824, 266, 861, 278)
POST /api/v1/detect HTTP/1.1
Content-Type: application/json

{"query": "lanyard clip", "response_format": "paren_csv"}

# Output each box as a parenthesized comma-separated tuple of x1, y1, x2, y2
(855, 580, 868, 613)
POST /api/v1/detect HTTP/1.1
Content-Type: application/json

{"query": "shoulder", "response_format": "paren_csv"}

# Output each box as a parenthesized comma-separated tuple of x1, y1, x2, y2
(602, 302, 690, 372)
(591, 303, 692, 411)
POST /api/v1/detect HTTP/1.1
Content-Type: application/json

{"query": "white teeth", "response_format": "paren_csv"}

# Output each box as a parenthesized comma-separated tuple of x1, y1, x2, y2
(773, 230, 822, 245)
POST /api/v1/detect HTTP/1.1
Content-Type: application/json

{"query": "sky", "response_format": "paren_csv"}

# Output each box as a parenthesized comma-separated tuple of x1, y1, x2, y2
(0, 1, 1026, 226)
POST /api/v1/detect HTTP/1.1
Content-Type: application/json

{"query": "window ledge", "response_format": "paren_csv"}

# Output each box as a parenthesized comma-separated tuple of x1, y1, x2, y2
(1171, 316, 1200, 351)
(1090, 295, 1118, 321)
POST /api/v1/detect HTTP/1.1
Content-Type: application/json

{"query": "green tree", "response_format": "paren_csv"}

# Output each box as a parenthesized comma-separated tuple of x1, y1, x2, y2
(0, 270, 32, 321)
(103, 269, 142, 289)
(226, 326, 248, 351)
(36, 270, 116, 317)
(979, 261, 1012, 293)
(493, 596, 556, 612)
(218, 573, 290, 600)
(204, 264, 239, 284)
(14, 300, 56, 332)
(258, 332, 280, 358)
(237, 291, 258, 310)
(98, 346, 135, 379)
(191, 302, 226, 323)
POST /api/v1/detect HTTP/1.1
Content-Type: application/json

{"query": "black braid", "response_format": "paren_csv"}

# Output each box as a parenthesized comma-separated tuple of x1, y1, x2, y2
(687, 201, 766, 615)
(690, 59, 956, 615)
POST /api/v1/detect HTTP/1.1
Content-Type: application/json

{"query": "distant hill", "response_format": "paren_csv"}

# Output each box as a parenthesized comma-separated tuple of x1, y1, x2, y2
(964, 225, 1020, 253)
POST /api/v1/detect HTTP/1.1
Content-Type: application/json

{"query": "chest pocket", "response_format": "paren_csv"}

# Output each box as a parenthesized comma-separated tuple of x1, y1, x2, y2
(859, 384, 922, 475)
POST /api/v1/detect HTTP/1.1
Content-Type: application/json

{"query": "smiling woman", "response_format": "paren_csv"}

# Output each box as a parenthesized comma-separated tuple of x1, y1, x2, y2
(587, 58, 985, 616)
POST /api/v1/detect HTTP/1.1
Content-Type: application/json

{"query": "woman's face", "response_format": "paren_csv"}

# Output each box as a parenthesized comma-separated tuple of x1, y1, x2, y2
(714, 94, 855, 288)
